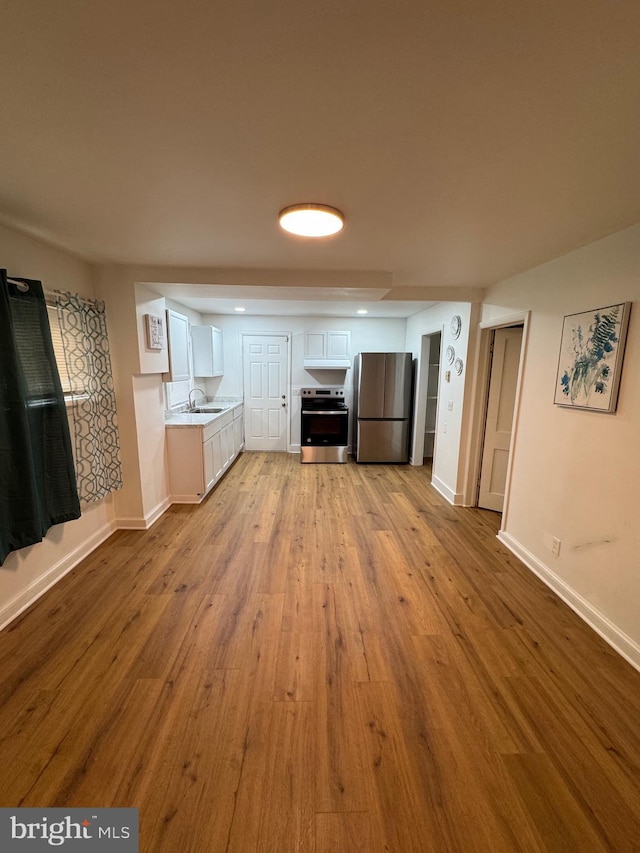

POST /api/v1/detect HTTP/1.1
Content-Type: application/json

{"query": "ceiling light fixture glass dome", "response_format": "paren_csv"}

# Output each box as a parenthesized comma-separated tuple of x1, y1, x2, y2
(278, 203, 344, 237)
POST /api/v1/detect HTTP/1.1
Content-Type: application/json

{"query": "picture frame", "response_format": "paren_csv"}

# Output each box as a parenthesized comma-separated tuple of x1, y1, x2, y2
(554, 301, 631, 413)
(144, 313, 165, 350)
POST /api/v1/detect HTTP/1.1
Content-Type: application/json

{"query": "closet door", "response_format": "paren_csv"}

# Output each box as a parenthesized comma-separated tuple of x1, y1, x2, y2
(478, 326, 523, 512)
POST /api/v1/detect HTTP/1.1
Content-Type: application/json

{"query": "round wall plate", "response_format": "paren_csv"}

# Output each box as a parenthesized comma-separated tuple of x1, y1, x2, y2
(446, 345, 455, 364)
(450, 314, 462, 339)
(454, 357, 464, 376)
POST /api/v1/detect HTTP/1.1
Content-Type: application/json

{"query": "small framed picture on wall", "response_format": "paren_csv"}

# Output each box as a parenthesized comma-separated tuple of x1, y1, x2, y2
(144, 313, 165, 350)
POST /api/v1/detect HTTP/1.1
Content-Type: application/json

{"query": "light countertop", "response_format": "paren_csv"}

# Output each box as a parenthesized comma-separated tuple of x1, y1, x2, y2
(165, 400, 242, 429)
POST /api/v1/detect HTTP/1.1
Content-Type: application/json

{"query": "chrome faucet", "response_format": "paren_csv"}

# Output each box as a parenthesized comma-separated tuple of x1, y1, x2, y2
(188, 387, 205, 411)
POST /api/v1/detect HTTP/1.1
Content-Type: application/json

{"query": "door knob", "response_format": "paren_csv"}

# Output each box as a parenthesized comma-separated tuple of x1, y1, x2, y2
(282, 395, 286, 399)
(281, 402, 286, 407)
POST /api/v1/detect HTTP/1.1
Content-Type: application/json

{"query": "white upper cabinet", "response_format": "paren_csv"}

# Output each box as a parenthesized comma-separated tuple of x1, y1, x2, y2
(303, 330, 351, 368)
(192, 325, 224, 377)
(162, 309, 191, 382)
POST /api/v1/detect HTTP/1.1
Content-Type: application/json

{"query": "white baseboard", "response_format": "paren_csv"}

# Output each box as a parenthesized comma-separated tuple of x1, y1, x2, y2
(431, 475, 464, 506)
(166, 495, 202, 505)
(0, 520, 116, 632)
(116, 496, 172, 530)
(498, 531, 640, 673)
(146, 497, 172, 525)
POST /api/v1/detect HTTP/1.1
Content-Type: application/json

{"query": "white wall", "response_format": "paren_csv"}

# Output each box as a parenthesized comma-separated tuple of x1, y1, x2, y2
(135, 284, 169, 375)
(99, 282, 206, 528)
(406, 302, 481, 504)
(203, 313, 407, 449)
(483, 224, 640, 665)
(0, 222, 116, 629)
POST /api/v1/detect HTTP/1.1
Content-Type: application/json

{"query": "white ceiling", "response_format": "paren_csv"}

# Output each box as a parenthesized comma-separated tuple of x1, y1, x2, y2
(1, 0, 639, 317)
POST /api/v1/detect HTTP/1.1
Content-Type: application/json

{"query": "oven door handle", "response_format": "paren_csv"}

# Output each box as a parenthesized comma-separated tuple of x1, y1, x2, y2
(302, 409, 347, 416)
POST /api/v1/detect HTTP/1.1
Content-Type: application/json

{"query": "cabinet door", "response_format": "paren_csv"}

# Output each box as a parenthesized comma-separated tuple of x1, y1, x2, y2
(304, 332, 326, 359)
(212, 431, 224, 482)
(327, 331, 350, 360)
(227, 422, 235, 464)
(203, 436, 216, 493)
(212, 327, 224, 376)
(220, 422, 232, 470)
(164, 309, 191, 382)
(233, 414, 244, 456)
(192, 325, 224, 377)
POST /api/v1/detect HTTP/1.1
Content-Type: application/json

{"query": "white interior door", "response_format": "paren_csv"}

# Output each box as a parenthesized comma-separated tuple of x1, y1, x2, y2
(242, 335, 289, 451)
(478, 326, 523, 512)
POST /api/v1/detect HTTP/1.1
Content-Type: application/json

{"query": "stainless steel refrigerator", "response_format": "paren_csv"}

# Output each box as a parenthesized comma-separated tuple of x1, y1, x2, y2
(354, 352, 413, 462)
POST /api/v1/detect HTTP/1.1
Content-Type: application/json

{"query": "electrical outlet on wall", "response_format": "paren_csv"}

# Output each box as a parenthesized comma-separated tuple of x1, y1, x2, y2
(552, 537, 561, 556)
(447, 400, 454, 411)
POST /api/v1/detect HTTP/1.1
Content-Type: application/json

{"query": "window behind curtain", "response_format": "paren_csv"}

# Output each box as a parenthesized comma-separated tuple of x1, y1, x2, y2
(47, 304, 72, 396)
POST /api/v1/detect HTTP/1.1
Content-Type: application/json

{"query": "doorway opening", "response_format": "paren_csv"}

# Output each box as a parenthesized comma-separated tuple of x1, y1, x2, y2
(424, 332, 441, 463)
(410, 329, 442, 468)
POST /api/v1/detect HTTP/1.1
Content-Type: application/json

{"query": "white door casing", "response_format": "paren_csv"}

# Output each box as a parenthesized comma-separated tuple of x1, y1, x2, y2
(410, 327, 444, 466)
(478, 326, 523, 512)
(242, 334, 289, 451)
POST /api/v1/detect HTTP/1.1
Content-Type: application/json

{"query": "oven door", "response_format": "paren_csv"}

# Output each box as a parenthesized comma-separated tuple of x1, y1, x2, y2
(301, 409, 348, 447)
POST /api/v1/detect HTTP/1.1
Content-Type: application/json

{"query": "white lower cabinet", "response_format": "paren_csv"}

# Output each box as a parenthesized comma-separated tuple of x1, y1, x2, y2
(211, 431, 224, 484)
(221, 421, 233, 472)
(167, 405, 243, 503)
(233, 411, 243, 457)
(203, 433, 218, 493)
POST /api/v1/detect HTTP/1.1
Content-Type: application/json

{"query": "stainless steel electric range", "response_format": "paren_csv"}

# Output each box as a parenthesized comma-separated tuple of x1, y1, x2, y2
(300, 386, 348, 463)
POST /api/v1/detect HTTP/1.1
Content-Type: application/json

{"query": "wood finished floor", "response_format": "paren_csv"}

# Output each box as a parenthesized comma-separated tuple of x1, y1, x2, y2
(1, 452, 639, 852)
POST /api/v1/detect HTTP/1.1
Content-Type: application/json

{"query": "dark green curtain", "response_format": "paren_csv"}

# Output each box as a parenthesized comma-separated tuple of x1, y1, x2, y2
(0, 270, 81, 565)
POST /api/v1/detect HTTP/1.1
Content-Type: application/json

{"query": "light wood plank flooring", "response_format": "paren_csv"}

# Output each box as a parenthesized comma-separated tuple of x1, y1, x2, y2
(1, 452, 639, 851)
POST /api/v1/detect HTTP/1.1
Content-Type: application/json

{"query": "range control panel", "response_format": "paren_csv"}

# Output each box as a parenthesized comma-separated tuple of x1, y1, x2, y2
(301, 386, 345, 398)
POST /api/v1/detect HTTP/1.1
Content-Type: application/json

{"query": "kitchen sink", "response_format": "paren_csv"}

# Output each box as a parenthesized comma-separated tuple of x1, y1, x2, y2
(191, 406, 227, 414)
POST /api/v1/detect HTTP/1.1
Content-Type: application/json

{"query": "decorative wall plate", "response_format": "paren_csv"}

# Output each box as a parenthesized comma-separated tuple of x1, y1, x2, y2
(446, 345, 455, 364)
(454, 357, 464, 376)
(450, 314, 462, 339)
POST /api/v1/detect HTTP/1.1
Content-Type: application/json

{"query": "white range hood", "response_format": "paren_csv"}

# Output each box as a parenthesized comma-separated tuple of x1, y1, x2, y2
(303, 357, 351, 370)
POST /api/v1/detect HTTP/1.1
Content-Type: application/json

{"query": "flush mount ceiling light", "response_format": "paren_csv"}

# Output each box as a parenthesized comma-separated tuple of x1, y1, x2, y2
(234, 306, 246, 312)
(357, 309, 368, 315)
(278, 203, 344, 237)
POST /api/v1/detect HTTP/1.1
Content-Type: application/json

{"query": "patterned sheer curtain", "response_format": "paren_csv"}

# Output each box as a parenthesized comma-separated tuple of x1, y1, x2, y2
(54, 291, 123, 503)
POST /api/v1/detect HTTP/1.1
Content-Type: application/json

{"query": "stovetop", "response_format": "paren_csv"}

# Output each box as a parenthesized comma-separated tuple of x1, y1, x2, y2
(301, 386, 347, 409)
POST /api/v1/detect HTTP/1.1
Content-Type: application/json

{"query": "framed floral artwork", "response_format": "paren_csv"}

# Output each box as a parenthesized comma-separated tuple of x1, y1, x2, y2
(554, 302, 631, 412)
